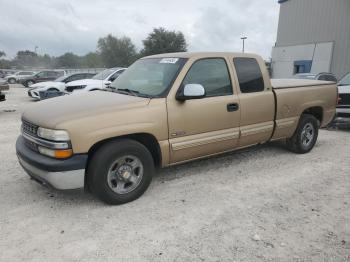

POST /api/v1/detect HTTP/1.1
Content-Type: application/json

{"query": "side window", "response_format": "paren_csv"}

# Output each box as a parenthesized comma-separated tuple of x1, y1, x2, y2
(233, 57, 265, 93)
(37, 71, 47, 77)
(68, 74, 83, 82)
(48, 71, 58, 77)
(318, 74, 337, 82)
(74, 74, 86, 80)
(182, 58, 232, 97)
(109, 70, 125, 82)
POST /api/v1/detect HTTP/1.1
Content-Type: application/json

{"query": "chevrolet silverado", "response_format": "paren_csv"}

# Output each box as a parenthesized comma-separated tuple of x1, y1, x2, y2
(16, 52, 337, 204)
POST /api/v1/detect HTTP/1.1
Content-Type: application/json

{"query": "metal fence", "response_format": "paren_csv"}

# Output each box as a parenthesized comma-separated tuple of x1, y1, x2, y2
(0, 68, 106, 75)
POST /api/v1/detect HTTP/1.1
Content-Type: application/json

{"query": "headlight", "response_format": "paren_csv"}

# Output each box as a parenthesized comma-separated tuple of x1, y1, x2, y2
(37, 127, 70, 141)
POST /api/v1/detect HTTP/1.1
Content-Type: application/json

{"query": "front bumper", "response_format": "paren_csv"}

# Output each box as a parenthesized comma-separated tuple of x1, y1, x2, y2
(16, 136, 87, 190)
(28, 89, 40, 99)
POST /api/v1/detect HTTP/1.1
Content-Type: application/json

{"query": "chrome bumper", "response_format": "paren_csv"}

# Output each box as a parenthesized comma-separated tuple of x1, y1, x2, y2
(18, 156, 85, 190)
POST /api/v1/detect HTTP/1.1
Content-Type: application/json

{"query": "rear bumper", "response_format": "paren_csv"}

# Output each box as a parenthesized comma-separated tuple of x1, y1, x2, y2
(16, 136, 87, 190)
(336, 107, 350, 118)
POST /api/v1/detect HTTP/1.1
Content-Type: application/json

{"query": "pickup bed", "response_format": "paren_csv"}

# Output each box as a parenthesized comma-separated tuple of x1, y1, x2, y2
(16, 52, 337, 204)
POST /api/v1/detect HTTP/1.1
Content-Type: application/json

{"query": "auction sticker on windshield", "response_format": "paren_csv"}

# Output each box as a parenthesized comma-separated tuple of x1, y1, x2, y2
(159, 58, 179, 64)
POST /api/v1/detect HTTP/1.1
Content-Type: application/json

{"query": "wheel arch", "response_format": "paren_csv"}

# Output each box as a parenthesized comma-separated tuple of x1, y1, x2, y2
(47, 87, 59, 91)
(301, 106, 323, 125)
(86, 132, 162, 171)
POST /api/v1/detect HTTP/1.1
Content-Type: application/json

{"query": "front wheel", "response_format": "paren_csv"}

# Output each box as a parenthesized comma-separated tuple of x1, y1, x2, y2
(25, 80, 34, 87)
(87, 139, 154, 205)
(286, 114, 319, 154)
(8, 78, 16, 84)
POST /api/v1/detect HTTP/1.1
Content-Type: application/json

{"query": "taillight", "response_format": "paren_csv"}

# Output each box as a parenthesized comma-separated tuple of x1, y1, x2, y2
(336, 87, 339, 105)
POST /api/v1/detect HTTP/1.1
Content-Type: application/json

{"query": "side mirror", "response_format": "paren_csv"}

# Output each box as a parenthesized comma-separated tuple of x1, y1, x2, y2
(105, 81, 112, 86)
(176, 84, 206, 101)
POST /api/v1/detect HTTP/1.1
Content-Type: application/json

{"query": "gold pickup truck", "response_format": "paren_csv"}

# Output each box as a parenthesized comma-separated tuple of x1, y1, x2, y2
(16, 52, 337, 204)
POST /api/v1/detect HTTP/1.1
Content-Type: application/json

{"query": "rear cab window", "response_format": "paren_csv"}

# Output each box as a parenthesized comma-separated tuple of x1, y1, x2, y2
(233, 57, 265, 93)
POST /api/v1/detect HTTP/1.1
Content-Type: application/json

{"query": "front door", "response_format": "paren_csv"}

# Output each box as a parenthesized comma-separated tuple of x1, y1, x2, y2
(167, 57, 241, 164)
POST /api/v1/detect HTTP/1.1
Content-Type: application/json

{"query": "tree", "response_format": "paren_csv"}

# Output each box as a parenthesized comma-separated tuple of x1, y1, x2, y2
(81, 52, 102, 68)
(0, 51, 9, 68)
(98, 34, 137, 67)
(55, 52, 81, 68)
(14, 50, 38, 68)
(141, 27, 187, 56)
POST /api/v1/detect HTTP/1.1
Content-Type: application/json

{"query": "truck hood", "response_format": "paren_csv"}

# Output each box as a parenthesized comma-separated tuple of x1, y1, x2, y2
(22, 91, 151, 128)
(65, 79, 107, 87)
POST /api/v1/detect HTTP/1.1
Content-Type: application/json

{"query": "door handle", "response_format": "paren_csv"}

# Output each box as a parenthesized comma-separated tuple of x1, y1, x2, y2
(227, 103, 239, 112)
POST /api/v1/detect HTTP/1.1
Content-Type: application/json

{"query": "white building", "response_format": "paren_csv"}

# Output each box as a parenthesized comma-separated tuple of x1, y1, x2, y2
(271, 0, 350, 79)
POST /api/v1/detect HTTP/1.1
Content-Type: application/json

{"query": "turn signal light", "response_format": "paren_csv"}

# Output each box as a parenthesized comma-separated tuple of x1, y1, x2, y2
(38, 146, 73, 159)
(54, 149, 73, 159)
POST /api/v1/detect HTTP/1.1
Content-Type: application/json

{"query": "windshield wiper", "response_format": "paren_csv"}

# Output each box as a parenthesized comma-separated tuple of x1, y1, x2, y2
(115, 88, 140, 97)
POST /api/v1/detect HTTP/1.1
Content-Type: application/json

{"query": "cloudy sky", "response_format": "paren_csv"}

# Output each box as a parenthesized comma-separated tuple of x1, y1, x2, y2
(0, 0, 280, 59)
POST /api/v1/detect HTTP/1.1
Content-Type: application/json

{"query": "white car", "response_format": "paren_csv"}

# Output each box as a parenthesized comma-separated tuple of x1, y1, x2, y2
(4, 71, 35, 84)
(65, 68, 126, 93)
(28, 73, 95, 100)
(337, 72, 350, 119)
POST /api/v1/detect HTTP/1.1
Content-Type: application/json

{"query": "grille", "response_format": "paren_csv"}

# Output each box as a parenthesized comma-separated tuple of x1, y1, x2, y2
(65, 85, 85, 92)
(22, 120, 38, 137)
(339, 94, 350, 105)
(24, 139, 38, 152)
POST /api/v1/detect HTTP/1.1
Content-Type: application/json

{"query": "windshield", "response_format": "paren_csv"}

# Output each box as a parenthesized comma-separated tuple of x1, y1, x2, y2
(110, 58, 186, 97)
(92, 69, 116, 80)
(339, 72, 350, 86)
(54, 75, 68, 82)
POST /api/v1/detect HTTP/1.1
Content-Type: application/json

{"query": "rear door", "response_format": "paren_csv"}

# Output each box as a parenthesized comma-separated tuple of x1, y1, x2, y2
(232, 57, 275, 147)
(167, 57, 241, 163)
(47, 71, 61, 81)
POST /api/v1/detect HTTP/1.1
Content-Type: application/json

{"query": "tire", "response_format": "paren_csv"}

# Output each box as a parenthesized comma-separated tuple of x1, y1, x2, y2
(8, 78, 16, 84)
(286, 114, 319, 154)
(87, 139, 154, 205)
(25, 80, 34, 87)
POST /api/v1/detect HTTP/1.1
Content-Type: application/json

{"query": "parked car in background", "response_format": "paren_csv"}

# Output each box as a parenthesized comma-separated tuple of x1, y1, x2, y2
(0, 79, 9, 91)
(0, 70, 6, 78)
(16, 52, 337, 204)
(0, 91, 5, 102)
(28, 73, 96, 100)
(295, 72, 338, 82)
(0, 79, 8, 102)
(337, 72, 350, 119)
(65, 68, 126, 93)
(4, 71, 35, 84)
(18, 70, 66, 87)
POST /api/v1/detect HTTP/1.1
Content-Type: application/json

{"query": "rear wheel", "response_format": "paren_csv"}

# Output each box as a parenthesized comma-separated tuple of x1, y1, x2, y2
(87, 139, 154, 205)
(286, 114, 319, 154)
(8, 78, 16, 84)
(25, 80, 34, 87)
